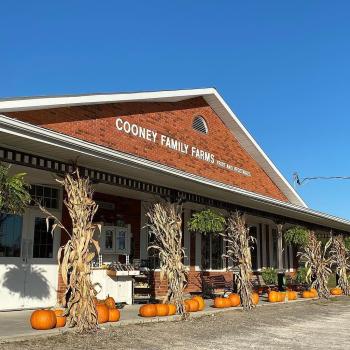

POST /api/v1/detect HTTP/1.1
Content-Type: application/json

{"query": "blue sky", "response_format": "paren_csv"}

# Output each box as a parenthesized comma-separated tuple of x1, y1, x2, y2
(1, 1, 350, 219)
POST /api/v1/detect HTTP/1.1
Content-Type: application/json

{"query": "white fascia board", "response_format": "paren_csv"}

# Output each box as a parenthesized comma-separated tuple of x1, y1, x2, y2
(0, 114, 349, 230)
(0, 87, 304, 207)
(0, 88, 216, 112)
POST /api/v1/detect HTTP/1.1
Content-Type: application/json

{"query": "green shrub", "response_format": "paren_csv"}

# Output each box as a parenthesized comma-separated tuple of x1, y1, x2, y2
(284, 226, 309, 248)
(188, 209, 226, 235)
(261, 267, 277, 285)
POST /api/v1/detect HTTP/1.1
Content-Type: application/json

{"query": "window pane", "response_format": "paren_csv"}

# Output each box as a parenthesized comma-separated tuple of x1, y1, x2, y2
(32, 217, 53, 258)
(250, 226, 258, 270)
(272, 229, 278, 268)
(0, 214, 23, 257)
(211, 236, 223, 270)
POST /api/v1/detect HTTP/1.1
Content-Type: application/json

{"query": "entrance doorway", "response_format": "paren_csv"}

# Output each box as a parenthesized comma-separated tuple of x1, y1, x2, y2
(0, 208, 60, 310)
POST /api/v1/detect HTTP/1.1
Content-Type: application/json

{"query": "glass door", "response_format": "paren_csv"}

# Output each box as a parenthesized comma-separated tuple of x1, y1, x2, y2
(0, 214, 26, 310)
(22, 210, 60, 309)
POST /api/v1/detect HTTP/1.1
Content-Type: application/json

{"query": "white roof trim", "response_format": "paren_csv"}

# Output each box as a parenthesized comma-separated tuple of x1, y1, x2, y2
(0, 88, 306, 207)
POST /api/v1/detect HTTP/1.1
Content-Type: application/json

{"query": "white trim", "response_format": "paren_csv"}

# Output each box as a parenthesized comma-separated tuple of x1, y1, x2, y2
(1, 114, 350, 231)
(0, 88, 305, 206)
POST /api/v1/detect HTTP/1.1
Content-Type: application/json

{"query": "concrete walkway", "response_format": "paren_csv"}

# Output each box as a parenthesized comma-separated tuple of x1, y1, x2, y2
(0, 296, 320, 343)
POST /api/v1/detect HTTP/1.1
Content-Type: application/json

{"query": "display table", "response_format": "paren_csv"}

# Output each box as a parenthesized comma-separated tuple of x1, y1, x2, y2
(91, 268, 139, 305)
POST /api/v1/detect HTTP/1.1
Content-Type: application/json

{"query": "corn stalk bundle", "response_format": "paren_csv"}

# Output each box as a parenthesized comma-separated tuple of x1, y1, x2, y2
(330, 235, 350, 295)
(223, 211, 254, 310)
(146, 202, 187, 315)
(40, 170, 100, 332)
(298, 231, 333, 299)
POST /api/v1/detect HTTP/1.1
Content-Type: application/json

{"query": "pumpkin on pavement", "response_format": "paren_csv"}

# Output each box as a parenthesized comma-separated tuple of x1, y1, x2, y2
(156, 303, 169, 316)
(213, 297, 227, 308)
(96, 304, 109, 324)
(105, 296, 116, 309)
(192, 296, 205, 311)
(139, 304, 157, 317)
(268, 291, 279, 303)
(310, 288, 318, 298)
(287, 291, 297, 301)
(302, 290, 313, 299)
(228, 293, 240, 307)
(251, 292, 259, 305)
(277, 292, 286, 302)
(108, 308, 120, 322)
(53, 309, 66, 328)
(330, 287, 343, 296)
(167, 303, 177, 315)
(184, 299, 199, 312)
(30, 309, 57, 330)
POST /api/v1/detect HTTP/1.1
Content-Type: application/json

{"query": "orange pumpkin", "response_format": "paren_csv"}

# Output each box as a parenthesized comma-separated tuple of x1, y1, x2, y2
(53, 309, 66, 328)
(287, 291, 297, 301)
(139, 304, 157, 317)
(268, 291, 279, 303)
(105, 296, 116, 309)
(192, 296, 205, 311)
(96, 304, 109, 324)
(156, 303, 169, 317)
(277, 292, 286, 302)
(330, 287, 343, 296)
(108, 308, 120, 322)
(167, 303, 177, 315)
(213, 297, 226, 308)
(251, 292, 259, 305)
(228, 293, 240, 307)
(184, 299, 199, 312)
(310, 288, 318, 298)
(30, 309, 57, 330)
(302, 290, 312, 299)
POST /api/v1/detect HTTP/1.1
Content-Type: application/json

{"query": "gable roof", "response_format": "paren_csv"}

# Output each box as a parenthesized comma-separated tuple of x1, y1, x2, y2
(0, 88, 306, 207)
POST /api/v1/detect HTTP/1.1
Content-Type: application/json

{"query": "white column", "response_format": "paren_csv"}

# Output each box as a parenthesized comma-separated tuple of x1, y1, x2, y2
(269, 227, 273, 268)
(277, 223, 284, 272)
(257, 225, 261, 270)
(288, 245, 294, 271)
(262, 225, 267, 268)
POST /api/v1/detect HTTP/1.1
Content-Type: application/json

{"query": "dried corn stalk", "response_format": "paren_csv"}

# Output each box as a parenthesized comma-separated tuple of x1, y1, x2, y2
(40, 170, 100, 332)
(147, 202, 187, 315)
(330, 235, 350, 295)
(223, 211, 254, 310)
(298, 231, 333, 299)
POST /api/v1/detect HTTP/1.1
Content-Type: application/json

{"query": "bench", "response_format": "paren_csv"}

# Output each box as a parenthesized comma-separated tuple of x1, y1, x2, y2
(251, 274, 275, 294)
(201, 275, 232, 297)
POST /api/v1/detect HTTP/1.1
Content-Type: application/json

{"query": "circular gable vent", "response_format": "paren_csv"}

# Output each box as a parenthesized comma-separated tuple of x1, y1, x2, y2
(192, 116, 208, 134)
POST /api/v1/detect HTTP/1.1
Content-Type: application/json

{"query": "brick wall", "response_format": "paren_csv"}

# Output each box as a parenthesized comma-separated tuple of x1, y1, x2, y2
(7, 97, 288, 202)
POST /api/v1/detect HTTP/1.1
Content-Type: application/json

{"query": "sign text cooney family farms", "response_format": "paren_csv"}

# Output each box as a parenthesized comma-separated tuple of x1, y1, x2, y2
(115, 117, 251, 177)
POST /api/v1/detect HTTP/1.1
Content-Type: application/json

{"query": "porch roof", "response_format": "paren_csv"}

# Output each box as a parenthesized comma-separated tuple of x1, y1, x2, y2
(0, 114, 350, 233)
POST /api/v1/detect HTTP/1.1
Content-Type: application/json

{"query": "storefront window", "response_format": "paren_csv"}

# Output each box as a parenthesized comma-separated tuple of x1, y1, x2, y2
(147, 231, 160, 270)
(201, 234, 223, 270)
(33, 217, 54, 258)
(29, 185, 59, 209)
(250, 226, 258, 270)
(0, 214, 23, 257)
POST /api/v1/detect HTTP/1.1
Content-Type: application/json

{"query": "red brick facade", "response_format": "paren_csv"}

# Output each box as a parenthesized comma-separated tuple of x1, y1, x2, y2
(7, 97, 288, 202)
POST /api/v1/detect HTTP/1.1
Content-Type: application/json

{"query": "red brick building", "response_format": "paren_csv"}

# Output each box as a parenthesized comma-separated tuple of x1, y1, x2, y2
(0, 88, 349, 309)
